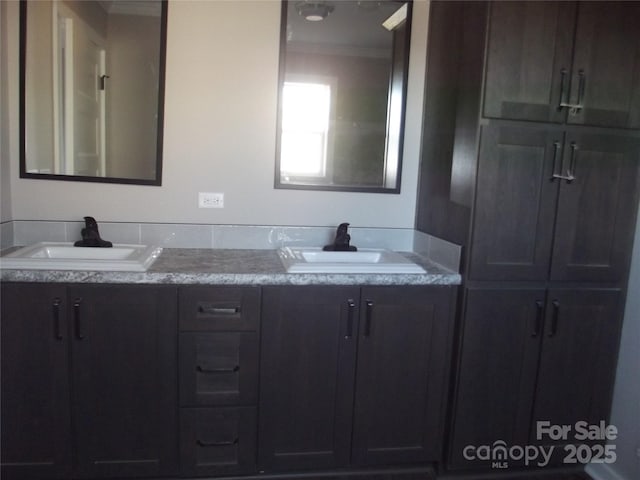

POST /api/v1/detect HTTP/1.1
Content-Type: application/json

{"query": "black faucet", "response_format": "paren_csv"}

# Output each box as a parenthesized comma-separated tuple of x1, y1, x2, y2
(74, 216, 113, 247)
(323, 222, 357, 251)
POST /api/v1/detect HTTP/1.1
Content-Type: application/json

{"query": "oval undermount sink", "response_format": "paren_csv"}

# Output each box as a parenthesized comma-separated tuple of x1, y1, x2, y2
(278, 246, 426, 274)
(0, 242, 162, 271)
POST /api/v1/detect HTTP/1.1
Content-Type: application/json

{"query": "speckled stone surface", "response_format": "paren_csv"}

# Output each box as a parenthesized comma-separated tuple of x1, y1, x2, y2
(0, 248, 461, 285)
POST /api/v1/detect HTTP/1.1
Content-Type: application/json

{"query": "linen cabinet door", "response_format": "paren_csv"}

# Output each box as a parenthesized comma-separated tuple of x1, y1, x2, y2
(469, 125, 560, 281)
(550, 133, 640, 282)
(532, 289, 622, 464)
(69, 285, 178, 478)
(482, 1, 575, 123)
(448, 288, 544, 469)
(259, 286, 360, 472)
(1, 283, 72, 480)
(351, 286, 455, 466)
(567, 2, 640, 129)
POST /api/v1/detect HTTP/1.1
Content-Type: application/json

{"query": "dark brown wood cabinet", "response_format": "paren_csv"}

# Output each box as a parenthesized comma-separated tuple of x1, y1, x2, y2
(470, 124, 640, 282)
(418, 1, 639, 473)
(258, 285, 456, 472)
(1, 283, 72, 479)
(550, 132, 640, 281)
(483, 1, 575, 124)
(0, 283, 178, 480)
(258, 286, 360, 471)
(70, 285, 178, 478)
(351, 287, 454, 466)
(178, 286, 260, 477)
(449, 287, 623, 469)
(483, 1, 640, 129)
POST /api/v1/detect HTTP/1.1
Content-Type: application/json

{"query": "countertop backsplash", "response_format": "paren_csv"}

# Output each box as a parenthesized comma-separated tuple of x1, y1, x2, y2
(0, 220, 461, 273)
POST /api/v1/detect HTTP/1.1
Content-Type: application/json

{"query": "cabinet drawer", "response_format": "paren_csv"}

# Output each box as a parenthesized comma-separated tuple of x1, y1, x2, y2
(179, 286, 260, 331)
(180, 332, 259, 406)
(180, 407, 257, 477)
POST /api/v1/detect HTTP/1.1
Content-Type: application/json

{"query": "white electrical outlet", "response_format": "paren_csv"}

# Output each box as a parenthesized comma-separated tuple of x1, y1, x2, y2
(198, 192, 224, 208)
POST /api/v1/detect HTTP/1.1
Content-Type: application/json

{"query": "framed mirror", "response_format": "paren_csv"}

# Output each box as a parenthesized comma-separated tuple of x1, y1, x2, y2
(19, 0, 167, 186)
(275, 0, 412, 193)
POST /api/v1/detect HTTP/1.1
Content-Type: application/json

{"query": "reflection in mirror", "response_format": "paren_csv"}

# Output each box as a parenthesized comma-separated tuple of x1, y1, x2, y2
(275, 0, 411, 193)
(20, 0, 166, 185)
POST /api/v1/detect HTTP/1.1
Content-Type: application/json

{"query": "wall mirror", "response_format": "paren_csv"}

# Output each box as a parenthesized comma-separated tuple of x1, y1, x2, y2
(275, 0, 412, 193)
(19, 0, 167, 186)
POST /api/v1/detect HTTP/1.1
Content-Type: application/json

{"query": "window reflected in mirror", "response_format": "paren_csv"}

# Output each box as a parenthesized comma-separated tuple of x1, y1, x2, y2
(275, 0, 412, 193)
(20, 0, 167, 185)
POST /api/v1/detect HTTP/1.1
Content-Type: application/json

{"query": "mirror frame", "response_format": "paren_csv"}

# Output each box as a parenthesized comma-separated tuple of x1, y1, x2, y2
(18, 0, 168, 186)
(274, 0, 412, 194)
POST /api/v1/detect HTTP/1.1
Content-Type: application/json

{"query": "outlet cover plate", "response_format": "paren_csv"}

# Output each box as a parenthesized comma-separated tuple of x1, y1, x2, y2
(198, 192, 224, 208)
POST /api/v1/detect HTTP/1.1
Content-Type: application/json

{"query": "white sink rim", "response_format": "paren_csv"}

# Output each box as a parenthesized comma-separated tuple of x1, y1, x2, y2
(278, 246, 426, 274)
(0, 242, 163, 272)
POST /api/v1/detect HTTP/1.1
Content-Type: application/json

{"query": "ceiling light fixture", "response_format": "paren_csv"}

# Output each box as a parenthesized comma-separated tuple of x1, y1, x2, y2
(295, 1, 335, 22)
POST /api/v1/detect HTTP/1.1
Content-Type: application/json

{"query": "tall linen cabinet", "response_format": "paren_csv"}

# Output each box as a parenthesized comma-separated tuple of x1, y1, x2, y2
(416, 0, 640, 472)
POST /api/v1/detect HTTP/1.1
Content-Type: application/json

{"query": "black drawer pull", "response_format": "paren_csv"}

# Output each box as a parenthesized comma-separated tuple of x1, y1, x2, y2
(197, 438, 239, 447)
(196, 365, 240, 374)
(52, 297, 63, 340)
(197, 305, 241, 315)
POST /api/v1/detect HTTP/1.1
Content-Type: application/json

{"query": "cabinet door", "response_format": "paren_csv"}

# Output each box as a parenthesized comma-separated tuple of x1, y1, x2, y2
(259, 286, 360, 471)
(69, 285, 178, 478)
(351, 286, 455, 466)
(1, 284, 72, 479)
(551, 133, 640, 282)
(532, 289, 622, 455)
(470, 125, 560, 280)
(567, 2, 640, 129)
(448, 288, 545, 469)
(482, 1, 575, 123)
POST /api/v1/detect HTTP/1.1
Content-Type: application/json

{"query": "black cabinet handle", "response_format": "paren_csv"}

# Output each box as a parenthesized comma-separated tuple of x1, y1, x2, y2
(197, 305, 241, 316)
(575, 70, 586, 110)
(556, 68, 568, 112)
(52, 298, 63, 340)
(552, 140, 577, 182)
(558, 69, 586, 114)
(345, 299, 355, 338)
(197, 438, 238, 447)
(549, 300, 560, 337)
(73, 298, 84, 340)
(196, 365, 239, 374)
(533, 300, 544, 337)
(566, 142, 578, 182)
(551, 141, 562, 181)
(364, 300, 373, 337)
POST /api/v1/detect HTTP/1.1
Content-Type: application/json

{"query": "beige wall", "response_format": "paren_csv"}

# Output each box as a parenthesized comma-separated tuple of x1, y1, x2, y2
(4, 0, 429, 227)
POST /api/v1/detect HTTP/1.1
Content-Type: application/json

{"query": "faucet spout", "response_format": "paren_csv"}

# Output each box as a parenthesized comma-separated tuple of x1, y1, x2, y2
(323, 222, 357, 251)
(74, 216, 113, 247)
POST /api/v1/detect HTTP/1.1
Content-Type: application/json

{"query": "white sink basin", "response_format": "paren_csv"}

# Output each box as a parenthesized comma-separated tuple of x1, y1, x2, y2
(0, 242, 162, 271)
(278, 247, 425, 274)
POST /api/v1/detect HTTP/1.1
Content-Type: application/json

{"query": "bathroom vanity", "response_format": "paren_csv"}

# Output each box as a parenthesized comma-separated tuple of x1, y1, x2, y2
(0, 248, 459, 480)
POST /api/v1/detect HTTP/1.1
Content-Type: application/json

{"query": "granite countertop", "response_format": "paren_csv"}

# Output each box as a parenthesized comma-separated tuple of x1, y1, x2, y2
(0, 248, 461, 286)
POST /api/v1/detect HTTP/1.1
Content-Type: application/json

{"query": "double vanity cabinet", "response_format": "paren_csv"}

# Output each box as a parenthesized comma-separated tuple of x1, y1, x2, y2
(1, 278, 457, 480)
